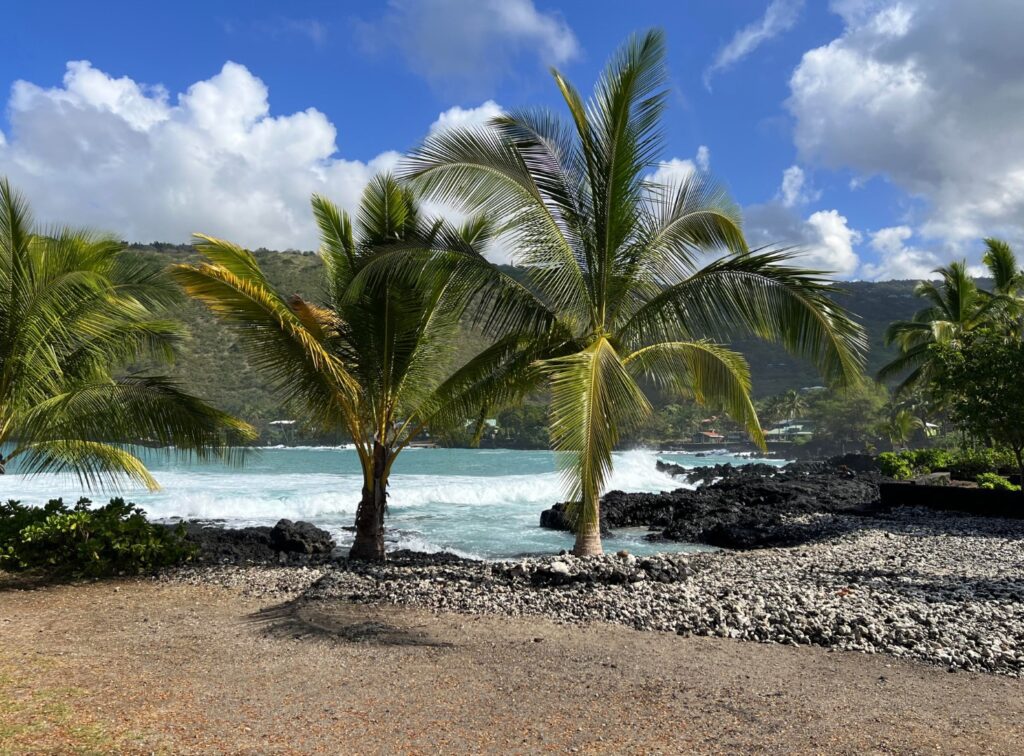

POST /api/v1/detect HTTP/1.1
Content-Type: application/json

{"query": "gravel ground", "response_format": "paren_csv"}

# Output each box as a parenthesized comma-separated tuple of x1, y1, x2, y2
(169, 507, 1024, 677)
(2, 578, 1023, 754)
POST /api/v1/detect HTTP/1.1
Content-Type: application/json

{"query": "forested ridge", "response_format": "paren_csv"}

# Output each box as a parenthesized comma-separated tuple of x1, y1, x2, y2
(130, 243, 926, 441)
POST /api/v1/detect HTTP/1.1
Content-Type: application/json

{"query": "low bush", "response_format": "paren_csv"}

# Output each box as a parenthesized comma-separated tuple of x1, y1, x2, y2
(0, 497, 194, 577)
(975, 472, 1021, 491)
(947, 447, 1017, 480)
(878, 451, 915, 480)
(907, 448, 953, 471)
(878, 446, 1017, 481)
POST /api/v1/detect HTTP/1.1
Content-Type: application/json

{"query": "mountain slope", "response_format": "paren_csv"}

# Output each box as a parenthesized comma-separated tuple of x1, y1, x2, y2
(130, 243, 924, 439)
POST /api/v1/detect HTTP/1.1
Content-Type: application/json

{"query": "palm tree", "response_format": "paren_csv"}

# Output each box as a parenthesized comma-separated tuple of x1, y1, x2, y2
(877, 245, 1022, 394)
(883, 409, 923, 450)
(980, 238, 1024, 336)
(172, 175, 495, 560)
(389, 30, 867, 555)
(774, 390, 807, 422)
(0, 178, 253, 489)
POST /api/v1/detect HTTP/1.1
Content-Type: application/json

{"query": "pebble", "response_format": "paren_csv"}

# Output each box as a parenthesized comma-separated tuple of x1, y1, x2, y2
(161, 507, 1024, 678)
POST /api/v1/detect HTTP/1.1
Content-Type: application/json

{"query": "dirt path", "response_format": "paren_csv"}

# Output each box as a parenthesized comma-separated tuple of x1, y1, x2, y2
(1, 578, 1021, 754)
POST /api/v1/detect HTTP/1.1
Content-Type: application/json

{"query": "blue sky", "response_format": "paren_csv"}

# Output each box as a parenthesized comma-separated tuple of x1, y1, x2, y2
(2, 0, 1022, 280)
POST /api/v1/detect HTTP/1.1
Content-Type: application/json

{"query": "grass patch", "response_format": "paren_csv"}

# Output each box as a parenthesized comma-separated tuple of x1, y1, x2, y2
(0, 661, 143, 753)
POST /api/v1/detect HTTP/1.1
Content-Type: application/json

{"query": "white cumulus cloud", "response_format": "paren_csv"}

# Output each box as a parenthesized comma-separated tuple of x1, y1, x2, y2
(802, 209, 862, 276)
(649, 146, 712, 186)
(0, 60, 418, 250)
(744, 166, 861, 278)
(358, 0, 578, 97)
(704, 0, 805, 89)
(745, 201, 862, 278)
(860, 225, 941, 280)
(778, 165, 819, 207)
(429, 100, 504, 133)
(787, 0, 1024, 257)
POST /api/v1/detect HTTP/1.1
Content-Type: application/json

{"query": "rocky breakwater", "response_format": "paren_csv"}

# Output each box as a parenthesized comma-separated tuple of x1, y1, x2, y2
(540, 457, 884, 549)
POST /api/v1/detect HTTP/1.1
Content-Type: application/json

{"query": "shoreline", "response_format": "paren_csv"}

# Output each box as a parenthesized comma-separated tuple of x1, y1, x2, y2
(165, 505, 1024, 678)
(4, 578, 1022, 753)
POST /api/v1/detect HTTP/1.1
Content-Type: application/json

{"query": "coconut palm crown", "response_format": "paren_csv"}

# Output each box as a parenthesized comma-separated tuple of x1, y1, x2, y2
(878, 239, 1024, 395)
(172, 174, 498, 560)
(379, 30, 867, 555)
(0, 178, 254, 489)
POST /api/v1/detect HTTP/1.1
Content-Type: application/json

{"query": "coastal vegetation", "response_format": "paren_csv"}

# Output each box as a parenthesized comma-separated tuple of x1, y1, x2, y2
(391, 29, 866, 554)
(878, 238, 1024, 395)
(877, 446, 1021, 481)
(0, 497, 192, 576)
(878, 239, 1024, 489)
(0, 179, 253, 490)
(930, 329, 1024, 492)
(172, 175, 502, 560)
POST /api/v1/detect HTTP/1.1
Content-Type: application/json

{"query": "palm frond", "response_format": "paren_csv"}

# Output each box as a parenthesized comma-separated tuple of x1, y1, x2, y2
(399, 125, 594, 327)
(171, 237, 360, 431)
(15, 439, 160, 492)
(0, 179, 253, 492)
(542, 338, 651, 530)
(358, 173, 416, 246)
(14, 376, 254, 460)
(620, 249, 867, 387)
(414, 334, 557, 443)
(312, 193, 357, 298)
(623, 340, 765, 448)
(347, 244, 558, 340)
(983, 238, 1018, 294)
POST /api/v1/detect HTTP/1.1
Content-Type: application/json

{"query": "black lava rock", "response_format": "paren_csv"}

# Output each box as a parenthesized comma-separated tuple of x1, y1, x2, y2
(539, 457, 884, 550)
(538, 503, 612, 535)
(270, 519, 335, 555)
(175, 522, 278, 564)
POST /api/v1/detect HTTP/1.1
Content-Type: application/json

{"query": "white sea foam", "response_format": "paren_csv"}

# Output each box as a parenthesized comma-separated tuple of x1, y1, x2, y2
(0, 448, 780, 557)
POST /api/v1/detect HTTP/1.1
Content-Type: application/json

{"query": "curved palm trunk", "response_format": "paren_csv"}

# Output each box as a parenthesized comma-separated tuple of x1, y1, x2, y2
(572, 495, 603, 556)
(350, 441, 390, 561)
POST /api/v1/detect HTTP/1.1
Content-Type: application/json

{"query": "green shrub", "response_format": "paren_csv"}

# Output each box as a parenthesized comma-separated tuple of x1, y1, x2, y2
(948, 447, 1017, 480)
(878, 451, 915, 480)
(0, 497, 194, 577)
(878, 446, 1018, 481)
(0, 498, 68, 544)
(908, 448, 952, 471)
(975, 472, 1020, 491)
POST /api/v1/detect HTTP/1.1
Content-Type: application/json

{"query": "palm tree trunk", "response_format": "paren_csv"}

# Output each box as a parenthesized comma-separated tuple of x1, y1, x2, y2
(349, 441, 389, 561)
(572, 497, 603, 556)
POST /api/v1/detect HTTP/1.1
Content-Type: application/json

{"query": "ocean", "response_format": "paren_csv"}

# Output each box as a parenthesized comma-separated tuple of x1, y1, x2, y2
(0, 447, 786, 559)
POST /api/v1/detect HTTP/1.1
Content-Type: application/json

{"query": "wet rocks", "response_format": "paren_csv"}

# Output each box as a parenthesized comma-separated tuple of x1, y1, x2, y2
(657, 461, 781, 486)
(540, 458, 884, 549)
(538, 506, 613, 535)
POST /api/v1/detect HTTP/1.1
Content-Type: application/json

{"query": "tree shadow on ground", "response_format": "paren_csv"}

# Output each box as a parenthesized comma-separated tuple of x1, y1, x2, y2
(246, 598, 456, 649)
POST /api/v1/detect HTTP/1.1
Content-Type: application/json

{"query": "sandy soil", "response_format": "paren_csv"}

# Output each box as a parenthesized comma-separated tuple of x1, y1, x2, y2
(1, 577, 1022, 754)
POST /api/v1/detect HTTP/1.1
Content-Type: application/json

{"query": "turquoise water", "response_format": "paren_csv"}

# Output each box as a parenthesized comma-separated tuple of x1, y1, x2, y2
(0, 447, 786, 559)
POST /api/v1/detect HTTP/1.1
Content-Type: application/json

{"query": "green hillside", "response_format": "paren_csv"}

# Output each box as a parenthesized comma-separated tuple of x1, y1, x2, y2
(130, 243, 925, 441)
